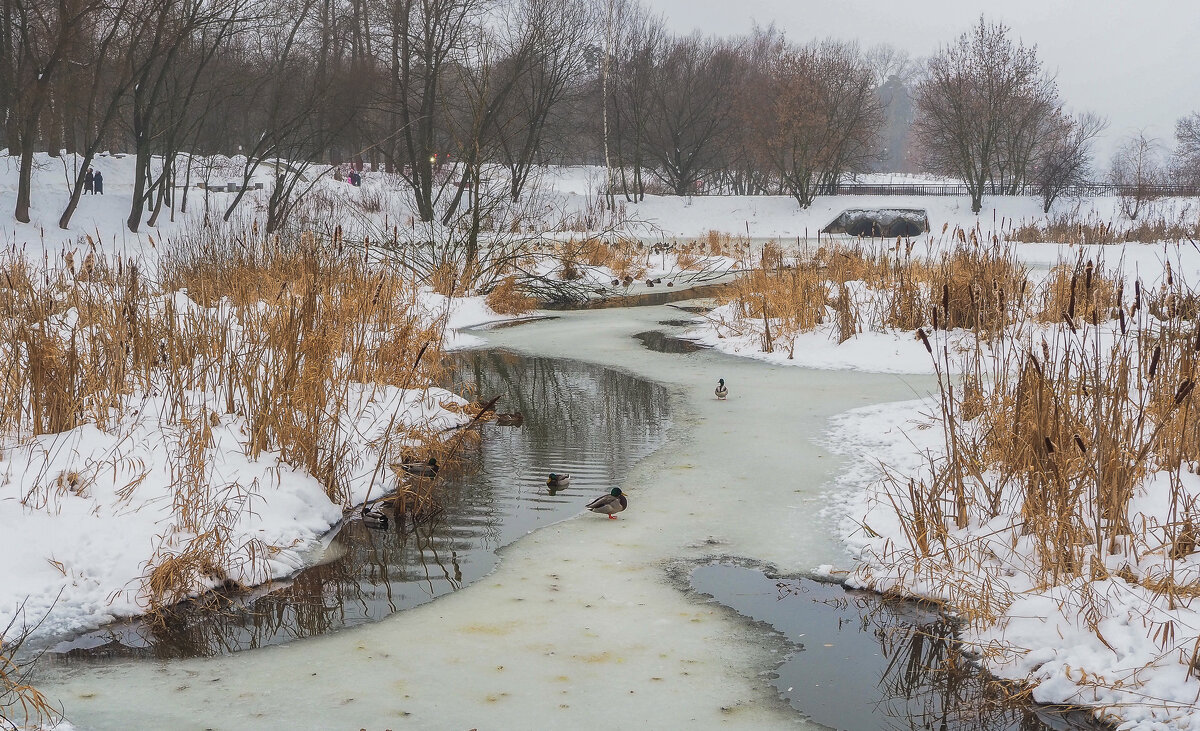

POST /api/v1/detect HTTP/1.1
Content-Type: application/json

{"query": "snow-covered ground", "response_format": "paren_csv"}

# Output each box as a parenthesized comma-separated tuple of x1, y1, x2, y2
(824, 396, 1200, 730)
(7, 153, 1198, 253)
(0, 282, 521, 644)
(7, 154, 1200, 728)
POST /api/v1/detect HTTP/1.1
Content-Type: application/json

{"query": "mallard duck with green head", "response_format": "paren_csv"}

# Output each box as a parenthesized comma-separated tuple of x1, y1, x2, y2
(586, 487, 627, 519)
(547, 473, 571, 488)
(399, 457, 439, 478)
(714, 378, 728, 400)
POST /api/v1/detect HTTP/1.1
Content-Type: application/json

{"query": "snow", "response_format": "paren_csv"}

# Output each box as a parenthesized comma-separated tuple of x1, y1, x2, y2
(0, 369, 472, 644)
(823, 395, 1200, 729)
(29, 303, 925, 731)
(5, 155, 1200, 727)
(688, 301, 947, 374)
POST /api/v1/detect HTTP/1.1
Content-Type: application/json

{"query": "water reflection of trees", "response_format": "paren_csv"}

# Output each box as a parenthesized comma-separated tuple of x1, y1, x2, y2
(451, 351, 670, 479)
(51, 352, 669, 661)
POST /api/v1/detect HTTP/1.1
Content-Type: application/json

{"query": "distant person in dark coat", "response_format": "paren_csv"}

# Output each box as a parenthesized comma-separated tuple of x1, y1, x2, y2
(93, 170, 104, 195)
(84, 167, 94, 195)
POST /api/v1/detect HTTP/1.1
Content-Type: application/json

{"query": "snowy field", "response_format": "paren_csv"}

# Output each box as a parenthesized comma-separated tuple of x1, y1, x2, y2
(6, 153, 1200, 729)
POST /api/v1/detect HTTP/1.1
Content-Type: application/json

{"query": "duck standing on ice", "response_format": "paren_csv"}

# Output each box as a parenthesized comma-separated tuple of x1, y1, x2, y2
(586, 488, 627, 519)
(714, 378, 728, 400)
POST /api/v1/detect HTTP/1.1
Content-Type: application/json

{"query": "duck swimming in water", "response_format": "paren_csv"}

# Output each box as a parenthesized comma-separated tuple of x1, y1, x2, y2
(715, 378, 728, 400)
(361, 504, 389, 530)
(547, 473, 571, 488)
(495, 412, 524, 426)
(398, 457, 439, 478)
(586, 487, 627, 519)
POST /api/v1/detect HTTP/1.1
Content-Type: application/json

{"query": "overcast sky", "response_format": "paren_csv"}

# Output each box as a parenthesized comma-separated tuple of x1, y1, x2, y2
(642, 0, 1200, 160)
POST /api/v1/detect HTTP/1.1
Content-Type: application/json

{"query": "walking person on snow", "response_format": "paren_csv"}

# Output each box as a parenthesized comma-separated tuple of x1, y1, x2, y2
(93, 170, 104, 195)
(84, 167, 94, 195)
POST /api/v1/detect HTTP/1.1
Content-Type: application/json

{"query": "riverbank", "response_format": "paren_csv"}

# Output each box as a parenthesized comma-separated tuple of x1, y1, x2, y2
(31, 303, 931, 729)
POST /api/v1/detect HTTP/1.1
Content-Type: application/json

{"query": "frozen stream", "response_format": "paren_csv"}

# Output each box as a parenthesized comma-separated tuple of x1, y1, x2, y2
(35, 303, 946, 729)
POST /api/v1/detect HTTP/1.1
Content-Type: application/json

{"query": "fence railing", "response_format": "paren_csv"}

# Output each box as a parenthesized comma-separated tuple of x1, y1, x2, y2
(829, 183, 1200, 198)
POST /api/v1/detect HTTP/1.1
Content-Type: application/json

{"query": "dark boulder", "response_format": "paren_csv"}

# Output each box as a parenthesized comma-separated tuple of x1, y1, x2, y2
(822, 208, 930, 238)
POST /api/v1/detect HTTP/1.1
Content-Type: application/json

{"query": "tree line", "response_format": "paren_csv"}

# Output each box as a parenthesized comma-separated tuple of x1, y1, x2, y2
(3, 1, 1200, 232)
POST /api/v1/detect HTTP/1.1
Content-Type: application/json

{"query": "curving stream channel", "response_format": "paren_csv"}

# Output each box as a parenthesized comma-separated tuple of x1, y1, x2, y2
(31, 304, 1102, 729)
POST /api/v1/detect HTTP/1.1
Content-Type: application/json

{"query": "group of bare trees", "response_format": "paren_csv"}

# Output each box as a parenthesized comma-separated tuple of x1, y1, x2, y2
(5, 2, 1200, 233)
(911, 19, 1106, 213)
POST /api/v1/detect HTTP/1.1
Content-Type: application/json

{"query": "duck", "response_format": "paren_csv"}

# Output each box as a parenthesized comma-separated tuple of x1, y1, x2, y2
(586, 487, 628, 519)
(715, 378, 728, 400)
(496, 412, 524, 426)
(622, 275, 634, 286)
(361, 504, 389, 530)
(399, 457, 439, 478)
(547, 472, 571, 488)
(611, 278, 620, 286)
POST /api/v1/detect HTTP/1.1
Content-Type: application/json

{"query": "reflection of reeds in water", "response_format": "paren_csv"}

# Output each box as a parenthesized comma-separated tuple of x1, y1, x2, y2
(775, 579, 1084, 731)
(50, 353, 668, 659)
(2, 230, 461, 629)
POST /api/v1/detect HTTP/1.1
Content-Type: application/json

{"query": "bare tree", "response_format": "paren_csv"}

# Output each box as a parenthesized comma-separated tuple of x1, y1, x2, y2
(747, 40, 883, 208)
(912, 18, 1054, 213)
(1030, 111, 1106, 213)
(864, 42, 918, 87)
(1172, 112, 1200, 187)
(494, 0, 596, 202)
(640, 34, 742, 195)
(1, 0, 109, 222)
(123, 0, 245, 232)
(376, 0, 479, 223)
(56, 0, 142, 229)
(1111, 132, 1165, 220)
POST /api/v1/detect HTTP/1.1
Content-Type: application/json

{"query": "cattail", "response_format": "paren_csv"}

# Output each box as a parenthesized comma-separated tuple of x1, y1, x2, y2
(1149, 345, 1161, 379)
(1175, 380, 1195, 405)
(1063, 312, 1077, 333)
(1044, 436, 1056, 454)
(1134, 280, 1142, 311)
(917, 328, 932, 354)
(1167, 261, 1174, 286)
(1194, 326, 1200, 352)
(1074, 434, 1087, 453)
(1030, 353, 1043, 378)
(1068, 274, 1077, 320)
(1085, 260, 1094, 291)
(942, 284, 949, 315)
(932, 305, 940, 332)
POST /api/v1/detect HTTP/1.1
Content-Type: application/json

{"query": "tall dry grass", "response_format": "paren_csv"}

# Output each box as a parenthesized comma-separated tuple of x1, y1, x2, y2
(1011, 207, 1200, 245)
(2, 226, 465, 616)
(0, 603, 60, 730)
(899, 262, 1200, 628)
(716, 230, 1028, 355)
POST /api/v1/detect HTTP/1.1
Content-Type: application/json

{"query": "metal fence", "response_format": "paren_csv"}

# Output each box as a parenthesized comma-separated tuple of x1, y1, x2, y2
(829, 183, 1200, 198)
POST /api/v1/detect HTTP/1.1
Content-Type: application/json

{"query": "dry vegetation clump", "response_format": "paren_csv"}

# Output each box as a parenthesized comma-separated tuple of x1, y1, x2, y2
(485, 275, 538, 315)
(1, 605, 60, 731)
(1033, 254, 1120, 324)
(700, 229, 751, 258)
(2, 227, 469, 615)
(1011, 207, 1200, 245)
(903, 267, 1200, 612)
(715, 231, 1028, 354)
(567, 236, 646, 280)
